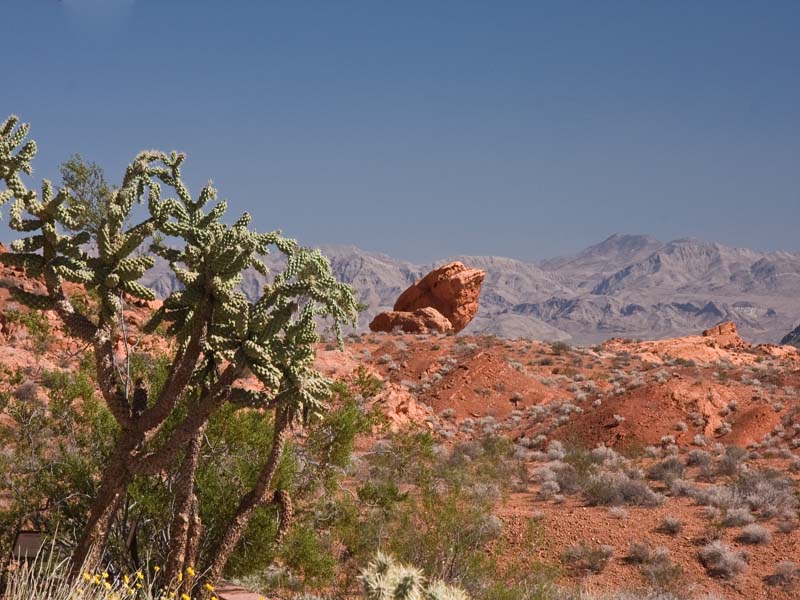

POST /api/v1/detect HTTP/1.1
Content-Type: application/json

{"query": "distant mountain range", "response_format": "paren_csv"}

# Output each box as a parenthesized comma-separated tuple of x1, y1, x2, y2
(140, 234, 800, 345)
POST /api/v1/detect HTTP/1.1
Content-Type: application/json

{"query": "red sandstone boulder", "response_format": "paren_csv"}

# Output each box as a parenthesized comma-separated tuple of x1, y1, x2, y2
(369, 307, 453, 334)
(702, 321, 745, 348)
(392, 262, 485, 332)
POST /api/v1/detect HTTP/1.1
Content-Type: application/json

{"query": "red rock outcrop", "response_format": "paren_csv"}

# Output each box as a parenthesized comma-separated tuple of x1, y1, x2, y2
(369, 307, 453, 334)
(391, 262, 485, 332)
(702, 321, 745, 348)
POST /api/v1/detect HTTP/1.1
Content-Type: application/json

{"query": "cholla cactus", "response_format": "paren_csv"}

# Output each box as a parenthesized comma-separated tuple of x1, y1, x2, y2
(0, 115, 359, 586)
(359, 553, 470, 600)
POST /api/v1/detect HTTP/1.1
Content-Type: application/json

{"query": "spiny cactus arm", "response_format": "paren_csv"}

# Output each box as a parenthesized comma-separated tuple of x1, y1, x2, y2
(0, 116, 99, 341)
(424, 581, 470, 600)
(360, 554, 426, 600)
(134, 309, 210, 433)
(79, 153, 178, 427)
(228, 387, 279, 409)
(359, 554, 471, 600)
(360, 554, 440, 600)
(136, 174, 251, 433)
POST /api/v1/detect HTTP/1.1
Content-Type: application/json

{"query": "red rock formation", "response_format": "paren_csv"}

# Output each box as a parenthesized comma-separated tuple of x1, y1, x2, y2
(369, 307, 453, 334)
(702, 321, 745, 348)
(392, 262, 485, 332)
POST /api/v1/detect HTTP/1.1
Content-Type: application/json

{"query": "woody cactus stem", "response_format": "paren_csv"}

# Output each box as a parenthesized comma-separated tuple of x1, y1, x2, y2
(199, 407, 291, 594)
(0, 115, 359, 580)
(183, 495, 202, 589)
(164, 429, 204, 585)
(273, 489, 293, 544)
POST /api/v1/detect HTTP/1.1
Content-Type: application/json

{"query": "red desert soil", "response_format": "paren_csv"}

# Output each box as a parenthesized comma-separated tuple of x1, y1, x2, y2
(1, 250, 798, 599)
(324, 325, 799, 599)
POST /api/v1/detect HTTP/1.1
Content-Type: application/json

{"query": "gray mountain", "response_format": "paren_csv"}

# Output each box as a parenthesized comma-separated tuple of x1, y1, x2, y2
(782, 324, 800, 348)
(139, 234, 800, 345)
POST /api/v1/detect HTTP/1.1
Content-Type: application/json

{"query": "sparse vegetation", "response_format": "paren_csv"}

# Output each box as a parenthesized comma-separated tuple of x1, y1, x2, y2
(698, 541, 747, 579)
(561, 542, 614, 574)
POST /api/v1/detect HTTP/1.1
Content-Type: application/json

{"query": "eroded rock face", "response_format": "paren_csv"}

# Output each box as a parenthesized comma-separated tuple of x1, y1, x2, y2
(369, 307, 453, 334)
(782, 324, 800, 348)
(393, 262, 485, 332)
(702, 321, 745, 348)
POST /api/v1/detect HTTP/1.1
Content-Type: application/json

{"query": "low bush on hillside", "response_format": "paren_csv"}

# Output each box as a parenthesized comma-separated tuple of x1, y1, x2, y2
(659, 516, 683, 535)
(561, 542, 614, 574)
(698, 541, 747, 579)
(583, 471, 664, 507)
(736, 524, 771, 545)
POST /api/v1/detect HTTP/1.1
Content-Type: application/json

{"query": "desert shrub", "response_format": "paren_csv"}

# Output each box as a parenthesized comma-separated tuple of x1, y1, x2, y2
(567, 444, 610, 472)
(639, 548, 682, 588)
(561, 542, 613, 574)
(736, 524, 771, 545)
(583, 472, 663, 507)
(685, 450, 712, 467)
(324, 431, 548, 597)
(647, 457, 685, 482)
(776, 518, 798, 534)
(552, 463, 585, 496)
(720, 508, 755, 528)
(546, 440, 567, 461)
(766, 561, 799, 587)
(715, 447, 748, 477)
(732, 470, 798, 519)
(5, 309, 51, 354)
(659, 516, 682, 535)
(690, 484, 736, 512)
(0, 365, 116, 560)
(626, 541, 653, 564)
(698, 541, 746, 578)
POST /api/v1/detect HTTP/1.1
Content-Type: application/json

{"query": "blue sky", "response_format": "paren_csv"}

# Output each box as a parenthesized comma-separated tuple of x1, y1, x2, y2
(4, 1, 799, 262)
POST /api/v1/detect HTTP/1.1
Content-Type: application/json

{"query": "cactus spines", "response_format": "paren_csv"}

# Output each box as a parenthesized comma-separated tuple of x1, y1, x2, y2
(360, 553, 470, 600)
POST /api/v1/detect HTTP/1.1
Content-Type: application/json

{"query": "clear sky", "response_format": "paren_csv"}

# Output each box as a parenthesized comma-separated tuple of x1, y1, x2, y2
(4, 1, 799, 262)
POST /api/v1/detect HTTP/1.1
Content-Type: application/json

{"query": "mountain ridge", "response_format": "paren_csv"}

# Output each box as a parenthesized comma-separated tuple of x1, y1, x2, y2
(138, 234, 800, 345)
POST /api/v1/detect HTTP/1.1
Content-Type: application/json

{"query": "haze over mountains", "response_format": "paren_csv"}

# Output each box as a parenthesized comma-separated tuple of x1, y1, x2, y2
(141, 234, 800, 345)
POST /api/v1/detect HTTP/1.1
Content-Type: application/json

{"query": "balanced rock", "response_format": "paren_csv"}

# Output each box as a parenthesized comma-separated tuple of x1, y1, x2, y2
(369, 307, 453, 334)
(393, 262, 485, 332)
(702, 321, 744, 348)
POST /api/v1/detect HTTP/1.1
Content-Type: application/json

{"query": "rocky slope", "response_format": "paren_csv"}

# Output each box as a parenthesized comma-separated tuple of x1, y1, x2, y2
(1, 241, 799, 599)
(322, 324, 800, 600)
(783, 324, 800, 348)
(139, 235, 800, 345)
